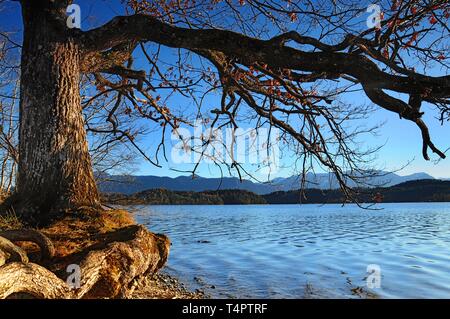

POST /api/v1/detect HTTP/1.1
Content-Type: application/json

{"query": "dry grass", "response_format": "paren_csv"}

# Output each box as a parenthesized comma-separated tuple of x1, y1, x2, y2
(0, 192, 23, 230)
(0, 210, 23, 230)
(41, 208, 135, 258)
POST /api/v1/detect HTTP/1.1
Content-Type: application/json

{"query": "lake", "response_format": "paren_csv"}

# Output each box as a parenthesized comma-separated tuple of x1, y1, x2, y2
(130, 203, 450, 298)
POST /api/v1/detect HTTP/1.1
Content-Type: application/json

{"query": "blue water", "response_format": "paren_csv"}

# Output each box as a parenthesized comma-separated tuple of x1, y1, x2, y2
(130, 203, 450, 298)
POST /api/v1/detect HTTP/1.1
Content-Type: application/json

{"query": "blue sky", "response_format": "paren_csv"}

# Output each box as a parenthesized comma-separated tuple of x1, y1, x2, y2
(1, 0, 449, 179)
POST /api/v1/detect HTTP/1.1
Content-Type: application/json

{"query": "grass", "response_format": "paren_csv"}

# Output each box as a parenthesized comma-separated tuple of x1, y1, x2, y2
(0, 191, 23, 230)
(41, 207, 135, 258)
(0, 210, 23, 230)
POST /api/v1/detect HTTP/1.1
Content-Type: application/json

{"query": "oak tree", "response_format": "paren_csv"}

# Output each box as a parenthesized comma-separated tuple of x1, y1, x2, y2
(1, 0, 448, 222)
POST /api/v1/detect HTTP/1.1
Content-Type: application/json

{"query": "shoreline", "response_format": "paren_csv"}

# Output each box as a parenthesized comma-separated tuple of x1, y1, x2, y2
(132, 272, 205, 299)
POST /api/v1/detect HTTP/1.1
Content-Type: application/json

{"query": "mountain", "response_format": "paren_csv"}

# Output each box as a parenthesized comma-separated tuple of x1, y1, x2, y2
(98, 175, 275, 194)
(98, 172, 436, 195)
(268, 171, 436, 191)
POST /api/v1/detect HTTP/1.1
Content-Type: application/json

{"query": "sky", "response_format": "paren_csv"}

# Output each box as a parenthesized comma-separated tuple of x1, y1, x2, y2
(1, 0, 449, 179)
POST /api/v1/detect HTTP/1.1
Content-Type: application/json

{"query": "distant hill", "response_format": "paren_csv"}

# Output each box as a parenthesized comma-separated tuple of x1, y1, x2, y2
(103, 188, 223, 205)
(263, 179, 450, 204)
(102, 179, 450, 205)
(202, 190, 267, 204)
(98, 171, 436, 195)
(102, 188, 266, 205)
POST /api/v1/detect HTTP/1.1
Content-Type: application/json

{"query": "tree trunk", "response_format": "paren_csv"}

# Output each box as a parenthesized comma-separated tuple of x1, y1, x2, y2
(11, 1, 100, 222)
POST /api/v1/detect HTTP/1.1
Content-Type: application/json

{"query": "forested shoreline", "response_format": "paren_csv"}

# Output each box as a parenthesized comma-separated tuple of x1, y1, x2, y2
(103, 180, 450, 205)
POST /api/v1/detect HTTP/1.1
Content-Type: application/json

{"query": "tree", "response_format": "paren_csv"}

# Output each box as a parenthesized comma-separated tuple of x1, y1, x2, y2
(1, 0, 449, 223)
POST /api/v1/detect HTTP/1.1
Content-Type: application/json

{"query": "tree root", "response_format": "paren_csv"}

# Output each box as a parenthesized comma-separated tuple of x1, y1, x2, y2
(0, 229, 55, 261)
(0, 250, 8, 267)
(0, 236, 29, 265)
(0, 262, 73, 298)
(0, 225, 170, 299)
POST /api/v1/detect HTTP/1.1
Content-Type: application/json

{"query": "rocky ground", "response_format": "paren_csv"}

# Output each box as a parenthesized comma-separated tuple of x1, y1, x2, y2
(132, 272, 205, 299)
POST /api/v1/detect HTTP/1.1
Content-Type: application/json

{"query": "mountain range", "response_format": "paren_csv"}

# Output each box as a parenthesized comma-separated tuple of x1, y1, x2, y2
(98, 171, 437, 195)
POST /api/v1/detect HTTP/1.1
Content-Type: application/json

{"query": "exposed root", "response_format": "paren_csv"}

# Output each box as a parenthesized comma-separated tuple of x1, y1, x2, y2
(0, 236, 28, 264)
(0, 229, 55, 261)
(0, 224, 170, 299)
(0, 262, 73, 299)
(0, 250, 7, 267)
(75, 225, 169, 299)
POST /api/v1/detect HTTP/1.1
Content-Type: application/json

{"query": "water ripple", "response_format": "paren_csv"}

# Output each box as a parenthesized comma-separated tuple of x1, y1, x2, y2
(130, 203, 450, 298)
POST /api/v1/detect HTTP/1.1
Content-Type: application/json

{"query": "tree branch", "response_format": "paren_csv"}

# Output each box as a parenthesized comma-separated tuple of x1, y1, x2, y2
(79, 14, 448, 160)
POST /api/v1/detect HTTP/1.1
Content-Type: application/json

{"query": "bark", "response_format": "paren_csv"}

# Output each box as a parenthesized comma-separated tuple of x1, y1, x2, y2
(7, 1, 100, 221)
(0, 225, 170, 299)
